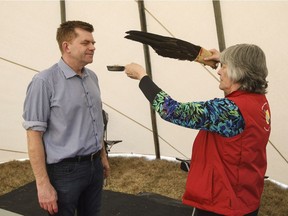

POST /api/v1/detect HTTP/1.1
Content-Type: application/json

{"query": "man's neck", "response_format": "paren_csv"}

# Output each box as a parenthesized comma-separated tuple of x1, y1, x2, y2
(62, 57, 84, 76)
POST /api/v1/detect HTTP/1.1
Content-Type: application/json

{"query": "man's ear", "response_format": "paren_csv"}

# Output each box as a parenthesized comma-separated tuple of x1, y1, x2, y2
(62, 41, 70, 53)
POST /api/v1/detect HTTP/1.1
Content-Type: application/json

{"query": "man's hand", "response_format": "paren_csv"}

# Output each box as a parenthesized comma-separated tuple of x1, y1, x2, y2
(37, 180, 58, 215)
(100, 146, 110, 179)
(101, 154, 110, 179)
(26, 130, 58, 215)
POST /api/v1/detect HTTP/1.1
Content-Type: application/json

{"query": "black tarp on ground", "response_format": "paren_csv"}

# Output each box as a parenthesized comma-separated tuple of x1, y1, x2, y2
(0, 181, 193, 216)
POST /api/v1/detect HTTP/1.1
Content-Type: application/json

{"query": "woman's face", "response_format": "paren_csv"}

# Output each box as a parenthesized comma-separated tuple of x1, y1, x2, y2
(217, 64, 241, 96)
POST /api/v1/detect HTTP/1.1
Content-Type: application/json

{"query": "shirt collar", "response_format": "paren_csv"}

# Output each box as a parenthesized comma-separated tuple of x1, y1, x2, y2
(58, 58, 88, 79)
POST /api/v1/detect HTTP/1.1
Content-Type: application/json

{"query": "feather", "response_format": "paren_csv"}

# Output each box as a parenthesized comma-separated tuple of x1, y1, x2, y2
(125, 30, 218, 69)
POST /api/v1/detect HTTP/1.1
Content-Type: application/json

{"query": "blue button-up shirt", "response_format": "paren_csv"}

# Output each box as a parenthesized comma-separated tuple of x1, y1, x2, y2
(23, 59, 104, 164)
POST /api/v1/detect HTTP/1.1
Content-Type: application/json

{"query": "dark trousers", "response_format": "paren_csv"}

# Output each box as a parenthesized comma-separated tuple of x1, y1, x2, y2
(47, 157, 104, 216)
(194, 208, 259, 216)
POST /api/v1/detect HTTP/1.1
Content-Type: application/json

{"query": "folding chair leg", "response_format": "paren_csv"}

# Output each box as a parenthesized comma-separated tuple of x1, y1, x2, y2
(192, 207, 195, 216)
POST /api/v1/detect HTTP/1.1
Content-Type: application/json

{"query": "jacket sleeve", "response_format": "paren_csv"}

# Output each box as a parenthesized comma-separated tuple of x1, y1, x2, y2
(139, 75, 162, 103)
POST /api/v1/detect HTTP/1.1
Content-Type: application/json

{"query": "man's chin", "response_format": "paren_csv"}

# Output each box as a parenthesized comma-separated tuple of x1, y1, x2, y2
(85, 58, 93, 64)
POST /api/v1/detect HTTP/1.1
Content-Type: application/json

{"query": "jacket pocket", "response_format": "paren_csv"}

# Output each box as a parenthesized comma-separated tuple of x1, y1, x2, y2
(184, 166, 214, 204)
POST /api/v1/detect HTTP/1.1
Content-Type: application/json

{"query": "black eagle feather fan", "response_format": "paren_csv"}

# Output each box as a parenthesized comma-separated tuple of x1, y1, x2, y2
(125, 30, 218, 69)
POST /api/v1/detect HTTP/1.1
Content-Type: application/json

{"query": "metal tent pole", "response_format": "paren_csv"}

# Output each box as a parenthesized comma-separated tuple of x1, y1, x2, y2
(60, 0, 66, 23)
(212, 0, 226, 51)
(137, 0, 161, 159)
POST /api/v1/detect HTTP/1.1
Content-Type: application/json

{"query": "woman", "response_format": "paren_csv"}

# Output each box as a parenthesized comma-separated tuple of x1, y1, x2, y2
(125, 44, 271, 216)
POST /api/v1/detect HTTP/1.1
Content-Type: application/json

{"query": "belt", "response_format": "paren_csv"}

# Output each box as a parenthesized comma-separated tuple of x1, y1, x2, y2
(61, 150, 101, 163)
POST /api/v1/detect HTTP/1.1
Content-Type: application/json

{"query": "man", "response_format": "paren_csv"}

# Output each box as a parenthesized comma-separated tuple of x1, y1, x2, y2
(23, 20, 109, 216)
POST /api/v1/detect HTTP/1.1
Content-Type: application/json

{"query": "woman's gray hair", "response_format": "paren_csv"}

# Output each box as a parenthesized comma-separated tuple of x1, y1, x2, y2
(220, 44, 268, 94)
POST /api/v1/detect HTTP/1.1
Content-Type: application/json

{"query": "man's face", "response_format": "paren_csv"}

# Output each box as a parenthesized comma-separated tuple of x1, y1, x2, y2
(67, 28, 96, 67)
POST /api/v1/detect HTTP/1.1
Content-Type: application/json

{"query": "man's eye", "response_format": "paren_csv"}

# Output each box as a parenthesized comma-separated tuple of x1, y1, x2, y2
(82, 42, 95, 46)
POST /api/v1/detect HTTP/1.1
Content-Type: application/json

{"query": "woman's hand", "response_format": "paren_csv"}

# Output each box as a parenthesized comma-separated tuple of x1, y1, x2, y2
(125, 63, 147, 80)
(204, 49, 220, 62)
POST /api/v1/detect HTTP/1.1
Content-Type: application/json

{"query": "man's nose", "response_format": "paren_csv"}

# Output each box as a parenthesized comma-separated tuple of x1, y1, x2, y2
(90, 43, 96, 50)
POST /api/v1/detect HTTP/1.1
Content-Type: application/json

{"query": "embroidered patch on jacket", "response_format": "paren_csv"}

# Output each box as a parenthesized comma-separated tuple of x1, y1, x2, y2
(262, 102, 271, 132)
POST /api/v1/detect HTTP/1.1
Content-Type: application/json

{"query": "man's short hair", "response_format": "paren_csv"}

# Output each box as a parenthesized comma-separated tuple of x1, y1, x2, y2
(56, 20, 94, 53)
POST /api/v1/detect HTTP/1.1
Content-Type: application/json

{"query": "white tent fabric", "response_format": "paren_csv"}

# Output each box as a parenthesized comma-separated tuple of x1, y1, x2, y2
(0, 0, 287, 186)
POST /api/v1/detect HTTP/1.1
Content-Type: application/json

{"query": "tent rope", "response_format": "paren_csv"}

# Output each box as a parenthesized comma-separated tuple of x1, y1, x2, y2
(0, 56, 38, 72)
(269, 140, 288, 164)
(0, 148, 27, 154)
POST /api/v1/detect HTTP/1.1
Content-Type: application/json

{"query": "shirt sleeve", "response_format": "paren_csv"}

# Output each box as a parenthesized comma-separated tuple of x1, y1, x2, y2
(139, 76, 245, 137)
(22, 76, 51, 131)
